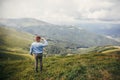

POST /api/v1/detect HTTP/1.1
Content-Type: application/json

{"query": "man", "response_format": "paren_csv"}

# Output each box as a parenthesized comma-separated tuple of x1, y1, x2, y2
(30, 36, 48, 72)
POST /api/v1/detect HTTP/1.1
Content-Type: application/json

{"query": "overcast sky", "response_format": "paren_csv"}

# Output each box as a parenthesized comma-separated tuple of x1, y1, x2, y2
(0, 0, 120, 24)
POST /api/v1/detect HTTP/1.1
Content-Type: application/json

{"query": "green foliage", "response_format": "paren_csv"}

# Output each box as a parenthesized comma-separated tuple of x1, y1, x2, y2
(96, 46, 118, 53)
(46, 45, 67, 54)
(66, 66, 87, 80)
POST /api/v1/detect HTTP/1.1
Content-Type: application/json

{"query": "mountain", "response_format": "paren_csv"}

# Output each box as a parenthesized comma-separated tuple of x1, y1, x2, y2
(0, 18, 51, 28)
(0, 18, 120, 48)
(75, 23, 120, 41)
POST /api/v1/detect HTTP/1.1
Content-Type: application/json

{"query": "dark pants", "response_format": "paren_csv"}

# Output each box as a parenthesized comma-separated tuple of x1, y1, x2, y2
(33, 53, 43, 72)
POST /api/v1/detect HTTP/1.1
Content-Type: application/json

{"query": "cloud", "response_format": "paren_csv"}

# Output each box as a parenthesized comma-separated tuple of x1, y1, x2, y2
(0, 0, 120, 24)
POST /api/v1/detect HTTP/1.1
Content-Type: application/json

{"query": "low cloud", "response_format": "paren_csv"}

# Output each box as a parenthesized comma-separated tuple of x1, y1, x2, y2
(0, 0, 120, 24)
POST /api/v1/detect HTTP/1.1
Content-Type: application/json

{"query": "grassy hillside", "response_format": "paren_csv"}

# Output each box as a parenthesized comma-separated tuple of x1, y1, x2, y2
(0, 26, 33, 52)
(0, 46, 120, 80)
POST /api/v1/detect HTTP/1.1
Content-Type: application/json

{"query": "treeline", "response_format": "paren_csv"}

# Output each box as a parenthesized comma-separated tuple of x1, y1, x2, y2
(45, 45, 67, 54)
(44, 46, 86, 56)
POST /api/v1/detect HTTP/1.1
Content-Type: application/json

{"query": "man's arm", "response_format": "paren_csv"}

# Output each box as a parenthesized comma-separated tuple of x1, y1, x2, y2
(41, 38, 48, 47)
(30, 44, 33, 55)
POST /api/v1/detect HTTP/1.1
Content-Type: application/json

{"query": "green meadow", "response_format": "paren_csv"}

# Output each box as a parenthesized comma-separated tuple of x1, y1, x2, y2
(0, 46, 120, 80)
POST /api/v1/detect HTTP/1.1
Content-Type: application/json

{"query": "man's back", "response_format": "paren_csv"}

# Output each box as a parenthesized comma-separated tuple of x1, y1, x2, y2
(30, 38, 48, 54)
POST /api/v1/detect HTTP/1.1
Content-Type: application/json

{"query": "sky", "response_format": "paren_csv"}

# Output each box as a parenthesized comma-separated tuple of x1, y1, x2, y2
(0, 0, 120, 24)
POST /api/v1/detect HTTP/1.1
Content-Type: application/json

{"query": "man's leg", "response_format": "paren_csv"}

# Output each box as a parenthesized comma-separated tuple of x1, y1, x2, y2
(40, 59, 43, 72)
(34, 54, 38, 72)
(39, 54, 43, 72)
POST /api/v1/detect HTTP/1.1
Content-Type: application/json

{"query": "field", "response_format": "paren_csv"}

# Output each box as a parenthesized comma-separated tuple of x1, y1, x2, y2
(0, 46, 120, 80)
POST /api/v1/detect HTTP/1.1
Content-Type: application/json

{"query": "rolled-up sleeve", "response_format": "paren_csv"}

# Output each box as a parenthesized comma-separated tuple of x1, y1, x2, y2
(42, 39, 48, 47)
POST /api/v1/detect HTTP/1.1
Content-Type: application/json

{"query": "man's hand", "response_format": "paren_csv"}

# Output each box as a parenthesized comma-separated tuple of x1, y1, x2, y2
(41, 37, 45, 40)
(41, 37, 46, 41)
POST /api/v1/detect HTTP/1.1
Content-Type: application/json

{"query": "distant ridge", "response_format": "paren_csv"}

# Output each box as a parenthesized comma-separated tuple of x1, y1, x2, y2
(0, 18, 120, 47)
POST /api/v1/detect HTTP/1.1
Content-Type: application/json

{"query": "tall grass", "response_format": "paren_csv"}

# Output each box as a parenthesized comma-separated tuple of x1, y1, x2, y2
(0, 48, 120, 80)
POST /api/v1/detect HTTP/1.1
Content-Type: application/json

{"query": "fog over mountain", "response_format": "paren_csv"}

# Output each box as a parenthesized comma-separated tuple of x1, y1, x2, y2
(0, 18, 120, 48)
(73, 23, 120, 41)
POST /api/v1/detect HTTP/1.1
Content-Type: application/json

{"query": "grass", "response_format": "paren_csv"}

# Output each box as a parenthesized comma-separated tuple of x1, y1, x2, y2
(0, 27, 33, 49)
(0, 46, 120, 80)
